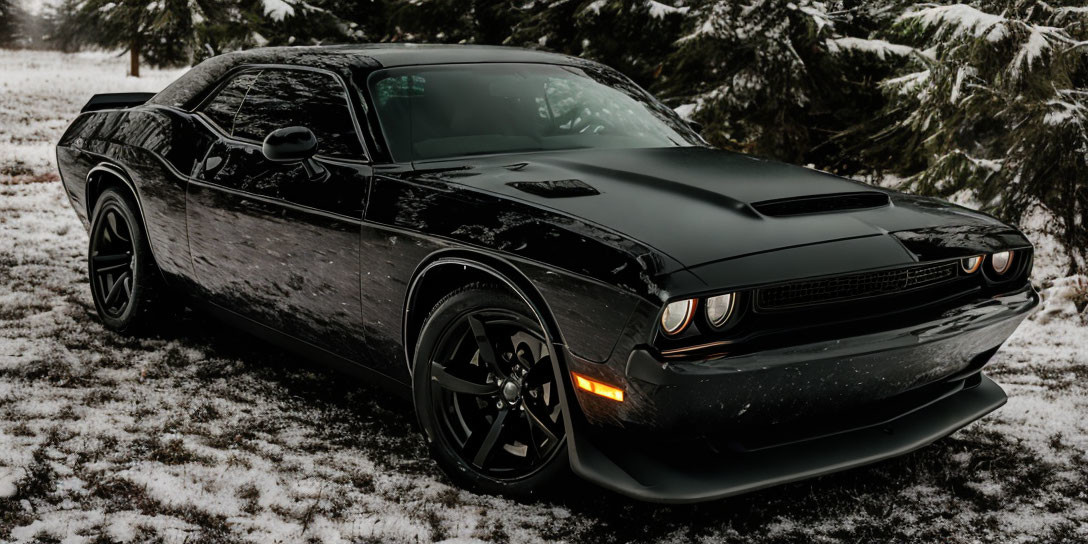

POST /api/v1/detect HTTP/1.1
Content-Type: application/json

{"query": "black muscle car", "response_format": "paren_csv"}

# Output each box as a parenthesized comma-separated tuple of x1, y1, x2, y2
(56, 44, 1039, 503)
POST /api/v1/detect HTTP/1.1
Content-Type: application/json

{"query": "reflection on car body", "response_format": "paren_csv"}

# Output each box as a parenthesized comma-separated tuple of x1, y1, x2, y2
(56, 44, 1038, 503)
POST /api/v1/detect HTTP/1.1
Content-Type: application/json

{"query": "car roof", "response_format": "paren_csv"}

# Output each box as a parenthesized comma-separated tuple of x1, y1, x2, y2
(215, 43, 586, 72)
(149, 44, 592, 110)
(318, 43, 584, 68)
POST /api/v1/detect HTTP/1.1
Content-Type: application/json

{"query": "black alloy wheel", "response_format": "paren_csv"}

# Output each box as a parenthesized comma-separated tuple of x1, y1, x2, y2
(90, 204, 135, 318)
(414, 285, 568, 497)
(88, 186, 167, 333)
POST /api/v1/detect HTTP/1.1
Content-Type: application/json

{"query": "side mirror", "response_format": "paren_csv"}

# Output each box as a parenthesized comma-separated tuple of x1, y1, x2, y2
(262, 126, 325, 178)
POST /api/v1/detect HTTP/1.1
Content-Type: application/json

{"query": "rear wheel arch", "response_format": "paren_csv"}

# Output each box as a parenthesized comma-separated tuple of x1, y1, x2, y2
(402, 250, 565, 378)
(85, 164, 160, 263)
(86, 164, 137, 220)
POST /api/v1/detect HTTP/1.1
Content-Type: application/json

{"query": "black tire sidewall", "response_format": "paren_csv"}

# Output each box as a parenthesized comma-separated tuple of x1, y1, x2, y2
(88, 187, 157, 333)
(412, 285, 569, 498)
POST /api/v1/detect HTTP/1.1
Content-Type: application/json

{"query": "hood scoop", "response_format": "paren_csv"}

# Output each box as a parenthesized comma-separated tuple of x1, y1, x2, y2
(508, 179, 600, 198)
(752, 191, 890, 217)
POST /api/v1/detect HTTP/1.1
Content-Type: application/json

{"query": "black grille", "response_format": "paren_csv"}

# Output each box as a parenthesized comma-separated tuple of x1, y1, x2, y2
(757, 261, 958, 310)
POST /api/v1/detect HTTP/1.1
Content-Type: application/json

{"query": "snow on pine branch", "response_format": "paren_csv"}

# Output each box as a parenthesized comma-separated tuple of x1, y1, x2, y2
(261, 0, 327, 22)
(897, 4, 1010, 41)
(583, 0, 606, 15)
(897, 4, 1077, 82)
(826, 37, 914, 60)
(881, 69, 931, 96)
(678, 1, 836, 45)
(262, 0, 295, 22)
(647, 1, 688, 19)
(1043, 91, 1088, 128)
(1009, 26, 1060, 79)
(583, 0, 688, 19)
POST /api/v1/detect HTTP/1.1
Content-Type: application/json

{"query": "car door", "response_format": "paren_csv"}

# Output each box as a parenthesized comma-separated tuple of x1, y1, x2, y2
(186, 66, 373, 363)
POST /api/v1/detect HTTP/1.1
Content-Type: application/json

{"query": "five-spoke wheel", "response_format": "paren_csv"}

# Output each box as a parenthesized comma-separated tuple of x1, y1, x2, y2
(414, 285, 568, 496)
(87, 186, 167, 333)
(90, 206, 135, 317)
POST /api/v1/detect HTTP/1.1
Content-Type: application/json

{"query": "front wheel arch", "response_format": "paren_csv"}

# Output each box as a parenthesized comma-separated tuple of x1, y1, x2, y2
(402, 251, 565, 379)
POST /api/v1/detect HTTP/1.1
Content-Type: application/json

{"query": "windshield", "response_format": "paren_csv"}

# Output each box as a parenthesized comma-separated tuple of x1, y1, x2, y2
(365, 63, 702, 162)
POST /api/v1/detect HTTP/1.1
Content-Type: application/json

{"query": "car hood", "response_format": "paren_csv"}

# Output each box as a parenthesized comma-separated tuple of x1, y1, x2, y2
(412, 146, 1017, 270)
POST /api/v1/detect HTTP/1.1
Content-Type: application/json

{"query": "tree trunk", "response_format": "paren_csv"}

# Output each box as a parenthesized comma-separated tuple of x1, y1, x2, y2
(129, 41, 140, 78)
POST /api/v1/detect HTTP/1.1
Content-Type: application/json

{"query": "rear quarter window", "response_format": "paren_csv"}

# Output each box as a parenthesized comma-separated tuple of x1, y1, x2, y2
(199, 72, 258, 135)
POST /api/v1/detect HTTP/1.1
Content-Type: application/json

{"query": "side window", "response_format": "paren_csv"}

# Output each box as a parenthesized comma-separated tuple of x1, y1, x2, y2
(233, 69, 363, 158)
(199, 72, 258, 135)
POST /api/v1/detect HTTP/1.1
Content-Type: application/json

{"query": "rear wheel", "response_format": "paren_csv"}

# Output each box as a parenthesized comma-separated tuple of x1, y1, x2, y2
(413, 284, 568, 498)
(87, 186, 168, 334)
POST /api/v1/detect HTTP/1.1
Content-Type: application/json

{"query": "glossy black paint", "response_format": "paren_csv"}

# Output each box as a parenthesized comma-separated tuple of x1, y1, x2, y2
(55, 44, 1039, 502)
(262, 126, 319, 163)
(81, 92, 156, 113)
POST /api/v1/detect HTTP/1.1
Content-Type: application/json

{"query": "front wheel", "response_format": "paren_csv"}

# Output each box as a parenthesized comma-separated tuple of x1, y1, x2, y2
(413, 284, 568, 498)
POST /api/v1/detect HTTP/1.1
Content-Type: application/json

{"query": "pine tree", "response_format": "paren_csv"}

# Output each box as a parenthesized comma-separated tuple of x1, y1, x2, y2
(870, 2, 1088, 273)
(661, 1, 902, 168)
(318, 0, 397, 43)
(509, 1, 688, 91)
(380, 0, 520, 44)
(57, 0, 239, 76)
(0, 0, 20, 46)
(245, 0, 350, 48)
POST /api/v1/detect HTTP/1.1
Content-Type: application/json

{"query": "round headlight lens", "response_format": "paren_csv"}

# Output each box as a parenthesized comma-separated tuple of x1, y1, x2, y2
(660, 299, 695, 336)
(705, 293, 736, 328)
(991, 251, 1014, 274)
(961, 255, 982, 273)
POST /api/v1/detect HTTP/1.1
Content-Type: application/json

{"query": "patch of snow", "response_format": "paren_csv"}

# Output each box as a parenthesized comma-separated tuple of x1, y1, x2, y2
(0, 50, 182, 174)
(1034, 275, 1087, 325)
(0, 466, 25, 498)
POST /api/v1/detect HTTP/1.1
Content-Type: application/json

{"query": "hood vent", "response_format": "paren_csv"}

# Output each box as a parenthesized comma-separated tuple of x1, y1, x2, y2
(508, 179, 599, 198)
(752, 191, 890, 217)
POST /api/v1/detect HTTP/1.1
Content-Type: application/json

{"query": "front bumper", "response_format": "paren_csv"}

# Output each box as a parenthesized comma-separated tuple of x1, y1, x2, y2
(559, 284, 1038, 502)
(568, 373, 1006, 503)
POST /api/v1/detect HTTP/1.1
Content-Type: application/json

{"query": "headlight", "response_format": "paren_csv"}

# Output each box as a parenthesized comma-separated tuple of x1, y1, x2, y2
(961, 255, 982, 273)
(990, 251, 1013, 274)
(660, 298, 695, 336)
(704, 293, 736, 329)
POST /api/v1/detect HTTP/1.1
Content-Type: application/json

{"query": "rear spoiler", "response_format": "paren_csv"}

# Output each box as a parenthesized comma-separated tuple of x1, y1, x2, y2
(80, 92, 157, 113)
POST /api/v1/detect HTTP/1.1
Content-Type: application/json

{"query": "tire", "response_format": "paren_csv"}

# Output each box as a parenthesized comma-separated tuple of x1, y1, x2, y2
(87, 186, 168, 334)
(413, 283, 569, 499)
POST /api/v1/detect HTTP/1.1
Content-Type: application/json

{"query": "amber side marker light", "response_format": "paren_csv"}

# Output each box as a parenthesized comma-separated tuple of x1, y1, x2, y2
(572, 373, 624, 402)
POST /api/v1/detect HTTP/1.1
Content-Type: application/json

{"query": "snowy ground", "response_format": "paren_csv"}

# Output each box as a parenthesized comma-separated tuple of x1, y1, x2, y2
(0, 49, 1086, 543)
